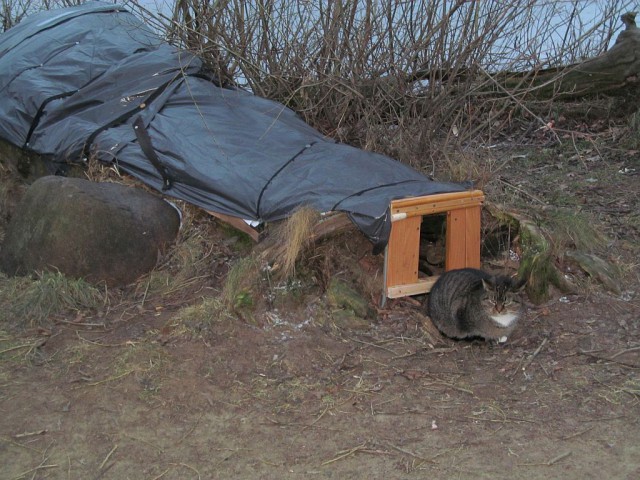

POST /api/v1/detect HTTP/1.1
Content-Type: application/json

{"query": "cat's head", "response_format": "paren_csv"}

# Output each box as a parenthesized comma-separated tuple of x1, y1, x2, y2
(481, 275, 526, 313)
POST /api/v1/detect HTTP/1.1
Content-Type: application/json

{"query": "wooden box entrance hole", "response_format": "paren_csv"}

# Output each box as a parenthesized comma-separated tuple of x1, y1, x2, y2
(383, 190, 484, 301)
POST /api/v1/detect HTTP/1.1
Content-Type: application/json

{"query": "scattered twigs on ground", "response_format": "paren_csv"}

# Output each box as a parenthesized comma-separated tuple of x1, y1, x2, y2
(150, 463, 201, 480)
(391, 347, 457, 360)
(303, 405, 331, 431)
(518, 450, 572, 467)
(426, 380, 474, 395)
(169, 463, 201, 480)
(13, 430, 47, 439)
(1, 435, 42, 454)
(610, 345, 640, 359)
(521, 337, 549, 371)
(510, 337, 548, 378)
(561, 426, 595, 440)
(323, 441, 443, 468)
(122, 433, 164, 454)
(577, 350, 640, 369)
(581, 415, 627, 423)
(387, 443, 438, 465)
(349, 337, 400, 356)
(76, 331, 138, 348)
(12, 442, 58, 480)
(496, 177, 547, 205)
(177, 413, 204, 445)
(84, 370, 134, 387)
(98, 444, 118, 471)
(321, 443, 379, 466)
(463, 415, 537, 424)
(0, 338, 46, 357)
(55, 318, 107, 328)
(12, 461, 58, 480)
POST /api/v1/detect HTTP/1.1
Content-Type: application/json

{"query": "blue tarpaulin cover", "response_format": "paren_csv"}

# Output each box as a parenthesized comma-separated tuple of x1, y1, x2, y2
(0, 1, 468, 251)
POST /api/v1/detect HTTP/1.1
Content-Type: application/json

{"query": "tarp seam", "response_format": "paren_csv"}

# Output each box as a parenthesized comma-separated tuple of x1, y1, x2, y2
(0, 8, 128, 58)
(256, 141, 317, 219)
(24, 68, 113, 148)
(1, 42, 78, 94)
(331, 179, 427, 211)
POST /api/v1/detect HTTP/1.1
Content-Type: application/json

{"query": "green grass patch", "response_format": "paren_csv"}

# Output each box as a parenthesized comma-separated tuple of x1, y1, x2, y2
(541, 208, 608, 253)
(167, 296, 233, 336)
(0, 271, 107, 328)
(222, 256, 260, 312)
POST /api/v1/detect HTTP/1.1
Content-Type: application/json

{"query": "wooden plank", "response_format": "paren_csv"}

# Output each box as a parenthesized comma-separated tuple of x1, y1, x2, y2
(392, 196, 483, 218)
(443, 205, 482, 270)
(465, 205, 482, 268)
(386, 277, 438, 298)
(311, 212, 355, 240)
(391, 190, 484, 217)
(391, 189, 484, 208)
(445, 208, 467, 270)
(385, 190, 484, 300)
(385, 215, 421, 288)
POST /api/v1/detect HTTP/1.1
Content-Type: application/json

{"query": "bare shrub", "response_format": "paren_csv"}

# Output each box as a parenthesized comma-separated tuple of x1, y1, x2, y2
(1, 0, 82, 32)
(127, 0, 632, 175)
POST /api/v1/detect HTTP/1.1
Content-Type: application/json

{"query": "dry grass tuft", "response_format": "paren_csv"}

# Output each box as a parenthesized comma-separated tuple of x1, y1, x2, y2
(132, 202, 224, 303)
(267, 206, 321, 279)
(84, 158, 126, 183)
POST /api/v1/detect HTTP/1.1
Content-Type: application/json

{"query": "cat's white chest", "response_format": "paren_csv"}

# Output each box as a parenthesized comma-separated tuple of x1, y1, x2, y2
(491, 312, 519, 327)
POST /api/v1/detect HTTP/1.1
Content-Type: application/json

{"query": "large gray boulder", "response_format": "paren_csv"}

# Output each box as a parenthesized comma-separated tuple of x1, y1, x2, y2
(0, 176, 181, 286)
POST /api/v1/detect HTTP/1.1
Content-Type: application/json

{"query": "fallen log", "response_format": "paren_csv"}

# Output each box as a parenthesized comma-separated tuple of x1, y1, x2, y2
(500, 12, 640, 102)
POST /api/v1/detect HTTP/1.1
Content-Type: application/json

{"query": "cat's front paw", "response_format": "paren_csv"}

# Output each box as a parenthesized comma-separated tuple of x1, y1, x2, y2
(498, 336, 508, 343)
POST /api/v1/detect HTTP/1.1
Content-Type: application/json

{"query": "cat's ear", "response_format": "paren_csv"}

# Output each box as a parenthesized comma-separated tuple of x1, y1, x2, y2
(512, 277, 527, 292)
(481, 278, 494, 291)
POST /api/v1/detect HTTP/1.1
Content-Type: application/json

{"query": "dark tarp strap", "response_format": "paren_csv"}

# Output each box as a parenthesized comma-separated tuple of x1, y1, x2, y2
(82, 78, 175, 160)
(133, 116, 173, 191)
(24, 90, 77, 147)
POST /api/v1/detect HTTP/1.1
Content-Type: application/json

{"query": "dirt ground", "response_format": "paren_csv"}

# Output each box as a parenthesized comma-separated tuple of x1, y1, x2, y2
(1, 137, 639, 479)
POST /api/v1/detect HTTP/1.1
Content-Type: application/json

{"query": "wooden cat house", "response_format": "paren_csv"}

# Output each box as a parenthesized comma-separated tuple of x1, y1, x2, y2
(383, 189, 484, 302)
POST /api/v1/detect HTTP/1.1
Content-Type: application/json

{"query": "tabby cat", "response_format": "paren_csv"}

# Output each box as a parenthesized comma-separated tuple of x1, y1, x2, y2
(427, 268, 526, 342)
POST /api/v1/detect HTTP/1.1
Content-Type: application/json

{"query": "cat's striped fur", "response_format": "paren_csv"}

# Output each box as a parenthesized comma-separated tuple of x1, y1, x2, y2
(427, 268, 526, 341)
